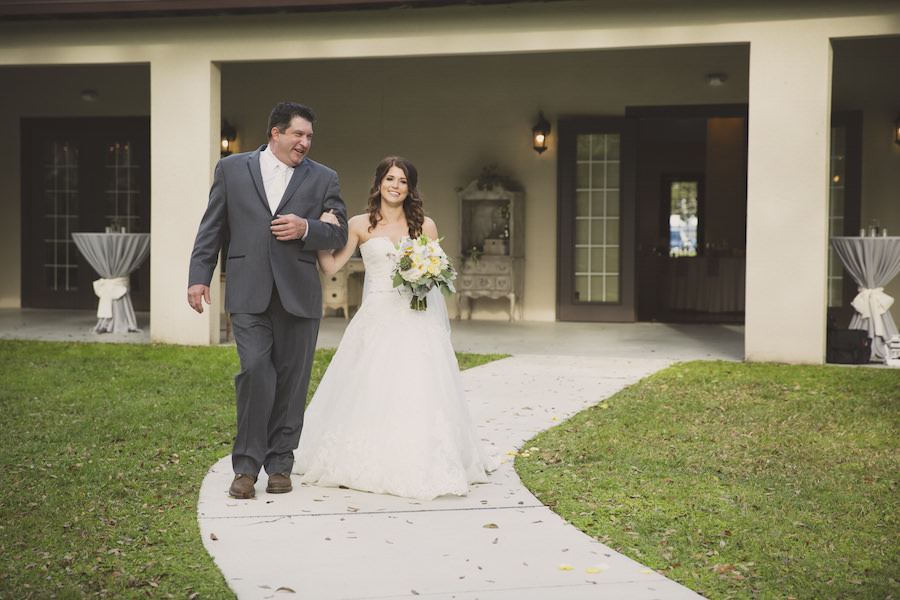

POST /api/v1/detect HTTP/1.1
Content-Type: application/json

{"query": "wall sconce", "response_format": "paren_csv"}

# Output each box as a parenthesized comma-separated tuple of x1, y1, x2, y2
(221, 119, 237, 157)
(532, 111, 551, 154)
(894, 114, 900, 146)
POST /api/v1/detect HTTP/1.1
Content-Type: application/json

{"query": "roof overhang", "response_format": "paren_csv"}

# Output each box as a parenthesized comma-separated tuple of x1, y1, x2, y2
(0, 0, 535, 19)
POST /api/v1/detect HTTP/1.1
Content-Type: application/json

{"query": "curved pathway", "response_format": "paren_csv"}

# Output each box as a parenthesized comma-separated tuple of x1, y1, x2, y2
(198, 355, 707, 599)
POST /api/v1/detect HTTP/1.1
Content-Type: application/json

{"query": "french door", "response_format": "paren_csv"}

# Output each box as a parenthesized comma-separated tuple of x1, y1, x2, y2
(21, 117, 150, 310)
(827, 111, 863, 327)
(556, 117, 637, 321)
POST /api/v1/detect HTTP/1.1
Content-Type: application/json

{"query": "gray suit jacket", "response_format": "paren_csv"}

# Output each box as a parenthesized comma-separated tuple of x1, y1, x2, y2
(189, 145, 348, 318)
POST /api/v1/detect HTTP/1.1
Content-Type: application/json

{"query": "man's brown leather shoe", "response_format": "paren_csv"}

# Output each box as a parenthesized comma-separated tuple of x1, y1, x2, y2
(228, 473, 257, 499)
(266, 473, 292, 494)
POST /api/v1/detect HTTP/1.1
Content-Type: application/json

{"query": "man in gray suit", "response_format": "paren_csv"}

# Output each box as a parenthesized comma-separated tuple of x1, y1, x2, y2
(188, 102, 348, 499)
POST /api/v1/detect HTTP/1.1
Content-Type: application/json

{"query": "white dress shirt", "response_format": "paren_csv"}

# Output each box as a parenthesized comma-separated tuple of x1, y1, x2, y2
(260, 146, 309, 241)
(260, 146, 294, 215)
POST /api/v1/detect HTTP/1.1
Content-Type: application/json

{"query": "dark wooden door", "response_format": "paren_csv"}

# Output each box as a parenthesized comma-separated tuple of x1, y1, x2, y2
(21, 117, 150, 310)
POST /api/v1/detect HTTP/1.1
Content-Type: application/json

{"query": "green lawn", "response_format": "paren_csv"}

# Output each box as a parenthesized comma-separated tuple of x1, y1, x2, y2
(1, 341, 897, 599)
(515, 360, 899, 600)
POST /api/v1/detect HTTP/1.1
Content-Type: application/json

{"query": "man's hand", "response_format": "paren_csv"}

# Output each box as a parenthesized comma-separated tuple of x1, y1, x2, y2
(271, 214, 308, 241)
(188, 284, 211, 314)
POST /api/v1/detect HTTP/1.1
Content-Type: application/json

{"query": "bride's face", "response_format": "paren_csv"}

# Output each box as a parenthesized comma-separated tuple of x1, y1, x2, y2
(380, 166, 409, 205)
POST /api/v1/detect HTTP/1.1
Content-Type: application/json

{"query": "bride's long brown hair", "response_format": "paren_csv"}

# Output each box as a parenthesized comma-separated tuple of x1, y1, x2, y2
(366, 156, 425, 238)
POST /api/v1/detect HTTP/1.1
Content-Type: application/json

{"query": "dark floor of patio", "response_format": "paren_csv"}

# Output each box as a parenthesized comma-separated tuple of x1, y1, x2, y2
(0, 308, 745, 362)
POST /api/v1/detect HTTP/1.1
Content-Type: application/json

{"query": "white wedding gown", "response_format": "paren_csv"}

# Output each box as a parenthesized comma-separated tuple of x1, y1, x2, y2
(294, 236, 497, 500)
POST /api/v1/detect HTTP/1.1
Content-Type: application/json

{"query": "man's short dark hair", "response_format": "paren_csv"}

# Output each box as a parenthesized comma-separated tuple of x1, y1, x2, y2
(267, 102, 316, 139)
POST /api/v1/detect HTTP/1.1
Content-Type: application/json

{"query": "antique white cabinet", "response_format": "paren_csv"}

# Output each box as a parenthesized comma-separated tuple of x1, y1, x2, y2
(456, 180, 524, 320)
(320, 258, 365, 319)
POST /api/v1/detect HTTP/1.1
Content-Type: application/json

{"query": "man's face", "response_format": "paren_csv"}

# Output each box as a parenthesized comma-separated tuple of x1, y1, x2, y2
(270, 116, 313, 167)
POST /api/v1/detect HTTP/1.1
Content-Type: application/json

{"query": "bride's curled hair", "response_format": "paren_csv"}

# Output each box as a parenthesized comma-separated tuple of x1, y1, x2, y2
(366, 156, 425, 238)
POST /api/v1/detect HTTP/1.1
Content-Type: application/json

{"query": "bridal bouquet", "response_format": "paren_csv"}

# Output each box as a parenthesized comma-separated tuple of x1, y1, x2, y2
(392, 234, 457, 311)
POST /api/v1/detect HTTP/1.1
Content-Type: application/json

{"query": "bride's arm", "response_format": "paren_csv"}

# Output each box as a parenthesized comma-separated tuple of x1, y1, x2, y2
(423, 216, 439, 240)
(317, 214, 363, 275)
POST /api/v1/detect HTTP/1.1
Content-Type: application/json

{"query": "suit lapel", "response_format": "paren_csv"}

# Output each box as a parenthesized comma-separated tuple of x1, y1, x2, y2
(247, 146, 268, 213)
(276, 159, 311, 215)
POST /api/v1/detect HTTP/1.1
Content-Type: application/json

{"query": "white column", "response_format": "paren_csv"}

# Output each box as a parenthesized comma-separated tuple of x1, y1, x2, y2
(745, 30, 833, 363)
(149, 56, 222, 345)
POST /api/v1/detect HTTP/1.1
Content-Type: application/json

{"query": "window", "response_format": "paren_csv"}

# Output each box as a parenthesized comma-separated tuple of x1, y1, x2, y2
(665, 177, 702, 258)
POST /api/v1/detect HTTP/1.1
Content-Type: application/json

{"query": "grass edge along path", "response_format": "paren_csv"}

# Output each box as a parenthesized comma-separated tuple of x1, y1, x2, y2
(0, 340, 504, 599)
(515, 360, 899, 600)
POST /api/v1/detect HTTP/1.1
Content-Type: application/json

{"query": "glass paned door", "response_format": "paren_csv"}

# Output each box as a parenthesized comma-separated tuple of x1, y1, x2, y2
(104, 140, 143, 233)
(574, 133, 621, 302)
(41, 141, 81, 294)
(558, 118, 636, 321)
(826, 112, 862, 326)
(827, 125, 847, 308)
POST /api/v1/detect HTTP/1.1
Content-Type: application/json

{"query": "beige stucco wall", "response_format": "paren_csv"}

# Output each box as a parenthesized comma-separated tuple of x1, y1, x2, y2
(1, 2, 898, 360)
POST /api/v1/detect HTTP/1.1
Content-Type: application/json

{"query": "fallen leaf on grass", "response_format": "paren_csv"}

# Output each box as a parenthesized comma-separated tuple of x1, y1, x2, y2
(714, 564, 735, 573)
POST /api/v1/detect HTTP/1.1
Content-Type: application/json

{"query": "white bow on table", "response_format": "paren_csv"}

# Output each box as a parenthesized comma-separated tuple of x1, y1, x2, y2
(92, 277, 130, 319)
(851, 286, 894, 338)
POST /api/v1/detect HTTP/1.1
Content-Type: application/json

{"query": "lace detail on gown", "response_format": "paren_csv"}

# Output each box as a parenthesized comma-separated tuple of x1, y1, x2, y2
(294, 236, 497, 500)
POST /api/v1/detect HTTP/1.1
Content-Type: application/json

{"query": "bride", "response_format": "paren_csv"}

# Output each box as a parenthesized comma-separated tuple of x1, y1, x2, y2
(294, 156, 497, 500)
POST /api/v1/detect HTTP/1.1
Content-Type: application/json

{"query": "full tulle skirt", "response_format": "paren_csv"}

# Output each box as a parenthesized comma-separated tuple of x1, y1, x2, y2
(295, 237, 496, 500)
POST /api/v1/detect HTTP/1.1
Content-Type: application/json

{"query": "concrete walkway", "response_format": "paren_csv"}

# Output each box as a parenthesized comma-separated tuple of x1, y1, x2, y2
(197, 350, 726, 599)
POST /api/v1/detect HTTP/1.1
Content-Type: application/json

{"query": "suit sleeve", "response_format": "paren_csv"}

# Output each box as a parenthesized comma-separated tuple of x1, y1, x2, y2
(301, 169, 349, 251)
(188, 161, 228, 287)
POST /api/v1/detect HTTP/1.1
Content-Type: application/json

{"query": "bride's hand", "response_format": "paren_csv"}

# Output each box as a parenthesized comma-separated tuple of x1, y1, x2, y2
(320, 210, 339, 226)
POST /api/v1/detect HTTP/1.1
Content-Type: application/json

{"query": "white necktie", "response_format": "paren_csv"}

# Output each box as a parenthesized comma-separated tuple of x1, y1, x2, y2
(269, 163, 290, 214)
